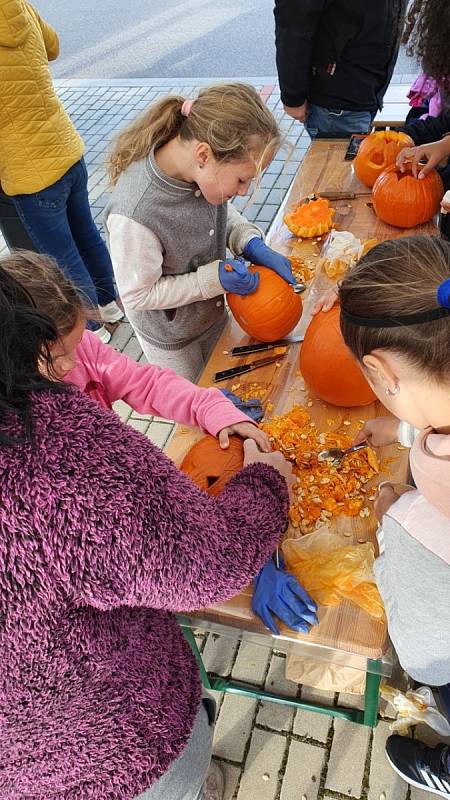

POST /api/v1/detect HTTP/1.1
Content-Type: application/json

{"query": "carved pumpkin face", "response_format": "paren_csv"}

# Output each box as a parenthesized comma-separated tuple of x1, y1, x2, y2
(354, 131, 411, 188)
(372, 163, 444, 229)
(180, 435, 244, 496)
(284, 196, 335, 238)
(228, 265, 302, 343)
(300, 307, 376, 407)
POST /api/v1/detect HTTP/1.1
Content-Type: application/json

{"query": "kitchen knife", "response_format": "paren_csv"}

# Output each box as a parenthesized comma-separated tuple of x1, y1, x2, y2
(212, 354, 286, 383)
(230, 336, 304, 356)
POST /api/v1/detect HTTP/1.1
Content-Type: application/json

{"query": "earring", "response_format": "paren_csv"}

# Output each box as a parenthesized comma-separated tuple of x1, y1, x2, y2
(199, 163, 204, 169)
(385, 384, 400, 397)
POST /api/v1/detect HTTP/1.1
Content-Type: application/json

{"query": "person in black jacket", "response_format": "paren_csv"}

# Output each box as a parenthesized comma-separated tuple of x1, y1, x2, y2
(274, 0, 407, 138)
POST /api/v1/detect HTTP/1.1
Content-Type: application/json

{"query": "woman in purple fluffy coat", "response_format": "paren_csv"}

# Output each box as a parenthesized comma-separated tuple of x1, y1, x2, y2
(0, 258, 294, 800)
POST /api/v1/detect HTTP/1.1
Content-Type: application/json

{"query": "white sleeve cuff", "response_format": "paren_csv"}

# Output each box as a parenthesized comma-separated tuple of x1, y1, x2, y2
(197, 260, 224, 299)
(226, 203, 264, 255)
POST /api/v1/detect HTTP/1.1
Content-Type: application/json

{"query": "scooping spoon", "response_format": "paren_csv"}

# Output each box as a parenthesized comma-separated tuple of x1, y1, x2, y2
(318, 442, 368, 467)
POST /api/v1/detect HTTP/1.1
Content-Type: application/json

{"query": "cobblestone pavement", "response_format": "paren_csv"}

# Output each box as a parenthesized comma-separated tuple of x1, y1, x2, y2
(2, 75, 442, 800)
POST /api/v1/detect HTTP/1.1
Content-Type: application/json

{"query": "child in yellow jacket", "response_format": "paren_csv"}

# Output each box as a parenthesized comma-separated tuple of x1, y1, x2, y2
(0, 0, 121, 341)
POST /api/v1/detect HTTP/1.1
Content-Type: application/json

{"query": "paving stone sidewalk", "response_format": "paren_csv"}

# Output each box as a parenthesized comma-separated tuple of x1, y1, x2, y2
(2, 75, 440, 800)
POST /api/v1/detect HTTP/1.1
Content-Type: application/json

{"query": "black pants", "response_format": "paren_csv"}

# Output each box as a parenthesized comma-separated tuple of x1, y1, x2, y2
(0, 190, 36, 251)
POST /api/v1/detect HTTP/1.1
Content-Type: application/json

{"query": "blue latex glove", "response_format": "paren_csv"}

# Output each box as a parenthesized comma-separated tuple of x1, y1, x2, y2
(219, 388, 264, 423)
(219, 257, 259, 295)
(252, 555, 318, 635)
(242, 237, 296, 285)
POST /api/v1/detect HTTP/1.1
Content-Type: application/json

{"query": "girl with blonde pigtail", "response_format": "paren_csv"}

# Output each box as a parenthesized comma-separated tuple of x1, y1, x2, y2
(105, 83, 295, 381)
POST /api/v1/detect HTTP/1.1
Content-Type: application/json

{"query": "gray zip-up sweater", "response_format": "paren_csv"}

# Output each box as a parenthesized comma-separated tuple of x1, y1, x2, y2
(104, 152, 261, 350)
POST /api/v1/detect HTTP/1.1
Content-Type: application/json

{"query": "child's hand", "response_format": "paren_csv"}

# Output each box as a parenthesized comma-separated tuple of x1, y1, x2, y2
(353, 416, 400, 447)
(218, 422, 271, 452)
(441, 189, 450, 214)
(219, 257, 259, 295)
(312, 286, 339, 315)
(283, 101, 308, 123)
(374, 482, 399, 522)
(396, 138, 450, 179)
(243, 439, 295, 497)
(242, 238, 296, 285)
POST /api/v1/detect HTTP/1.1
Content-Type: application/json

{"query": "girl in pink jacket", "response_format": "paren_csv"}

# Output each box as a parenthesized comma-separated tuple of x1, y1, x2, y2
(2, 249, 269, 451)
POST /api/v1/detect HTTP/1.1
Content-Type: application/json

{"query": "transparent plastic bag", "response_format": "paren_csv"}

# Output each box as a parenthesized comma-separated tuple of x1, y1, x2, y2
(380, 683, 450, 736)
(317, 230, 378, 280)
(282, 529, 385, 620)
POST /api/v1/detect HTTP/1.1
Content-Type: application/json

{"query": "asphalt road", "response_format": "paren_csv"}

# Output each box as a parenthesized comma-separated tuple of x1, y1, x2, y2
(38, 0, 277, 79)
(38, 0, 417, 80)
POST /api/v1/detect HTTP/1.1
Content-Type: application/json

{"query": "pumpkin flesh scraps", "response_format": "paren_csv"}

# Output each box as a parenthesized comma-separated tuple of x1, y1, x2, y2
(237, 382, 270, 402)
(318, 231, 379, 280)
(262, 405, 379, 533)
(284, 196, 335, 238)
(289, 255, 314, 284)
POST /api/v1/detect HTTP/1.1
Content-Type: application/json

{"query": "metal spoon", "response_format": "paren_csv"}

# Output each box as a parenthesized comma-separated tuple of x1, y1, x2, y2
(318, 442, 368, 467)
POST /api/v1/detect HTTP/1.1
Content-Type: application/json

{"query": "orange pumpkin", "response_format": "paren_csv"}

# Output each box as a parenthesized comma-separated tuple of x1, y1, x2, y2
(228, 264, 302, 342)
(300, 307, 376, 407)
(180, 435, 244, 495)
(284, 196, 335, 238)
(354, 130, 411, 188)
(372, 163, 444, 229)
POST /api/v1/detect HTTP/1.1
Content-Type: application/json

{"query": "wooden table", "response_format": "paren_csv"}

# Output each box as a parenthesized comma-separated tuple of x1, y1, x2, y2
(166, 140, 437, 726)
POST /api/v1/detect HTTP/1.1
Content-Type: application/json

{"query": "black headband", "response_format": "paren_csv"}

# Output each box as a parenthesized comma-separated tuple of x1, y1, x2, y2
(340, 305, 450, 328)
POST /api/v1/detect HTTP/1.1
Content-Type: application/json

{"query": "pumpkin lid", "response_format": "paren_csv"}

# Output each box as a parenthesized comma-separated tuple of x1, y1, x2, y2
(284, 195, 335, 238)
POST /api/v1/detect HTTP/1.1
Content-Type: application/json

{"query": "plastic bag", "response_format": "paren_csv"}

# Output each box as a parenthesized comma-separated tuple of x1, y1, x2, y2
(317, 230, 378, 280)
(380, 683, 450, 736)
(286, 654, 366, 693)
(282, 529, 385, 620)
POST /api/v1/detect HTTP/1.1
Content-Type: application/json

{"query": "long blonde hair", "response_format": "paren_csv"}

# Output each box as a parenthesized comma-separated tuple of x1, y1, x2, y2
(106, 82, 281, 185)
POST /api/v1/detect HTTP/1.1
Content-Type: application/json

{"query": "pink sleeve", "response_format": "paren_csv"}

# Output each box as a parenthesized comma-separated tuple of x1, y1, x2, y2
(78, 331, 253, 436)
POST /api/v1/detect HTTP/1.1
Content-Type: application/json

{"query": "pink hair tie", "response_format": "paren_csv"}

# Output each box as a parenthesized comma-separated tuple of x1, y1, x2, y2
(181, 99, 194, 117)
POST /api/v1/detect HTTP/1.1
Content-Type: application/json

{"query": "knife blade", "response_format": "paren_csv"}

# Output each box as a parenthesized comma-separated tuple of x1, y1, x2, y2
(319, 191, 371, 200)
(230, 336, 304, 356)
(213, 354, 286, 383)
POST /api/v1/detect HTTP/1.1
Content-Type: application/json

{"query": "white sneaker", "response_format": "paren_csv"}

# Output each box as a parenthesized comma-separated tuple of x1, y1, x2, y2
(92, 325, 111, 344)
(99, 301, 124, 324)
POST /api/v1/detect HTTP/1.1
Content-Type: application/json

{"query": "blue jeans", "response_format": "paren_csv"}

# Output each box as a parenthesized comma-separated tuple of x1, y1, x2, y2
(305, 104, 373, 138)
(12, 159, 117, 316)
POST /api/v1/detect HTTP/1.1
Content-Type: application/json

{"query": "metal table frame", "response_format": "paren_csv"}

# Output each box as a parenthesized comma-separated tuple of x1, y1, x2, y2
(179, 616, 389, 728)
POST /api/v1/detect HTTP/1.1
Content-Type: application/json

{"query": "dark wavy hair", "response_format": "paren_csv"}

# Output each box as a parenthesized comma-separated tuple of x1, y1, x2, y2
(403, 0, 450, 86)
(0, 255, 68, 446)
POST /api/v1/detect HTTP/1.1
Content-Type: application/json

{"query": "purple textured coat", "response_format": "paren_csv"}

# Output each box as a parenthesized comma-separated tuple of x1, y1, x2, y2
(0, 389, 288, 799)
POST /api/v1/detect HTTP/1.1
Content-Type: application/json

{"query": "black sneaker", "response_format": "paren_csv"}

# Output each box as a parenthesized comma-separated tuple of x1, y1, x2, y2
(386, 735, 450, 797)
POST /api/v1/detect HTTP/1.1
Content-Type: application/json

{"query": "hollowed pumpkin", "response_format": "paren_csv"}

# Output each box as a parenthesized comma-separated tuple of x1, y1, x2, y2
(300, 307, 376, 407)
(180, 435, 244, 495)
(354, 130, 411, 188)
(372, 163, 444, 229)
(284, 196, 335, 238)
(228, 264, 302, 342)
